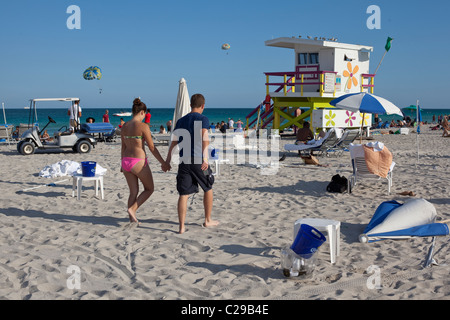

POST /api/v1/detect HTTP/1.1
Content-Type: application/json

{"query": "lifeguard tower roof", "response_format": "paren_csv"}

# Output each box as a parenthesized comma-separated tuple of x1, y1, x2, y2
(265, 37, 373, 52)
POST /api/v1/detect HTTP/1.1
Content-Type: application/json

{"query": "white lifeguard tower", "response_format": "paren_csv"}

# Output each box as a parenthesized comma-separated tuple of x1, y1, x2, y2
(254, 37, 376, 131)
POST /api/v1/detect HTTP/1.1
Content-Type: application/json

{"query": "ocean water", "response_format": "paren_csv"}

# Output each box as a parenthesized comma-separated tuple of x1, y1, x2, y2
(1, 107, 254, 135)
(2, 107, 449, 136)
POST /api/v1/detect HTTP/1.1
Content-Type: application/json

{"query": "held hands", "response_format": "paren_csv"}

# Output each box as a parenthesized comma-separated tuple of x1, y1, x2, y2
(161, 160, 171, 172)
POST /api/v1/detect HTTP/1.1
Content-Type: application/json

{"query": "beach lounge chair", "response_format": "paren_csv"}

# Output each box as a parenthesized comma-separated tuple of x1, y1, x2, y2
(0, 125, 13, 145)
(334, 129, 360, 156)
(151, 133, 171, 145)
(307, 128, 342, 157)
(320, 129, 351, 157)
(18, 123, 32, 137)
(348, 143, 395, 194)
(284, 128, 335, 155)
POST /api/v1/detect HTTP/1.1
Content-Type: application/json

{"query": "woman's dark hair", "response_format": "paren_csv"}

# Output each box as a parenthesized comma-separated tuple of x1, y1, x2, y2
(132, 98, 147, 115)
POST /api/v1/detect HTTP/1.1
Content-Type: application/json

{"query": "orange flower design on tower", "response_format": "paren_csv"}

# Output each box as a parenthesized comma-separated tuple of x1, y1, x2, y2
(343, 62, 359, 90)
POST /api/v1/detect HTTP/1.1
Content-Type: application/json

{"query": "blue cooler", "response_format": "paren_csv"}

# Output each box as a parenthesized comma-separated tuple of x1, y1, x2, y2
(291, 224, 326, 259)
(81, 161, 96, 177)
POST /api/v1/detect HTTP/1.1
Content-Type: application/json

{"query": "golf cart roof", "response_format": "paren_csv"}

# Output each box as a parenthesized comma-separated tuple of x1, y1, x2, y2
(30, 98, 80, 102)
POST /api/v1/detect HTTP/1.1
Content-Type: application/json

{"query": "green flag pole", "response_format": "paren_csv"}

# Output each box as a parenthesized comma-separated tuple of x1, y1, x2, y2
(374, 37, 393, 75)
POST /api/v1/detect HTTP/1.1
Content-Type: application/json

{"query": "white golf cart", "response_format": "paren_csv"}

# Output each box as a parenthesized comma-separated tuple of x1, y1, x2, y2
(17, 98, 97, 155)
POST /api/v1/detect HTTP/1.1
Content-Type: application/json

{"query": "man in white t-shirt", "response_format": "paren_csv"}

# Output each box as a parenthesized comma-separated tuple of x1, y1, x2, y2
(68, 100, 82, 132)
(228, 118, 234, 129)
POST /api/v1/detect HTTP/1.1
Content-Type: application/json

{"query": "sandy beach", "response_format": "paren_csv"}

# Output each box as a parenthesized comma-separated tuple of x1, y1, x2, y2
(0, 127, 449, 300)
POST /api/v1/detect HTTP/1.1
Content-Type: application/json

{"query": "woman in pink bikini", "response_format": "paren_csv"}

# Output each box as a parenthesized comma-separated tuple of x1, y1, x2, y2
(121, 98, 170, 224)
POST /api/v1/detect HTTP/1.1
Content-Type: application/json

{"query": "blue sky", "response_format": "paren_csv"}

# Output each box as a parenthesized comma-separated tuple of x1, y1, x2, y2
(0, 0, 449, 109)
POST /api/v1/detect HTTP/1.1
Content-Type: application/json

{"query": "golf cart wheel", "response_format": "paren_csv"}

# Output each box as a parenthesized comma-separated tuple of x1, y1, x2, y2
(20, 141, 35, 155)
(76, 140, 92, 154)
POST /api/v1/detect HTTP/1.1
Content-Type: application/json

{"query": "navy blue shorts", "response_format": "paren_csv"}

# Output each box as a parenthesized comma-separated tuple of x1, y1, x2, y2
(176, 163, 214, 195)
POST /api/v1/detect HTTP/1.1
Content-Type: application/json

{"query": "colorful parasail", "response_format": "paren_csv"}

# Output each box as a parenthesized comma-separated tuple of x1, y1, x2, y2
(83, 66, 102, 81)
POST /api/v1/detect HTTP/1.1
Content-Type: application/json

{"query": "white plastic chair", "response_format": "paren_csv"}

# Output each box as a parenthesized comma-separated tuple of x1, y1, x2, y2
(348, 143, 395, 194)
(293, 218, 341, 264)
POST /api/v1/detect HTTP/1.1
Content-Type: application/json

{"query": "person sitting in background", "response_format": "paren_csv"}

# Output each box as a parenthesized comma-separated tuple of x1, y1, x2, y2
(118, 118, 125, 128)
(396, 120, 405, 127)
(159, 125, 166, 134)
(41, 130, 53, 142)
(12, 126, 19, 140)
(390, 120, 396, 127)
(295, 121, 314, 144)
(86, 117, 95, 123)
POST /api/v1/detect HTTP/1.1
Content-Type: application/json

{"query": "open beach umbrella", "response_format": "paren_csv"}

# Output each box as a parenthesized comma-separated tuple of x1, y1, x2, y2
(402, 103, 422, 133)
(359, 199, 449, 243)
(172, 78, 190, 130)
(330, 92, 403, 142)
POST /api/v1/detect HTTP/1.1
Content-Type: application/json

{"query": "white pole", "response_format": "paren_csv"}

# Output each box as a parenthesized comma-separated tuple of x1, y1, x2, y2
(374, 50, 388, 75)
(416, 99, 419, 164)
(2, 102, 10, 146)
(2, 102, 6, 125)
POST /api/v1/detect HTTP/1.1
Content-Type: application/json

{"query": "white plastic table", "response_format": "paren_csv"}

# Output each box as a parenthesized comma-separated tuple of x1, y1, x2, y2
(293, 218, 341, 264)
(72, 173, 104, 200)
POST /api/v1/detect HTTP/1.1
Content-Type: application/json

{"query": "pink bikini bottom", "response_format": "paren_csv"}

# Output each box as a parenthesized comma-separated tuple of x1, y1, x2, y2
(122, 157, 148, 172)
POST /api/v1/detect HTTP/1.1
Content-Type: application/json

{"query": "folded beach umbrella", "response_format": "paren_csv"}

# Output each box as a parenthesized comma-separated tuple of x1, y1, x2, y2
(172, 78, 190, 129)
(359, 198, 449, 243)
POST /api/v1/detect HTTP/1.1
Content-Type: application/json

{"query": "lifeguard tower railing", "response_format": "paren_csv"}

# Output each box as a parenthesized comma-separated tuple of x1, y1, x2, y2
(265, 70, 375, 97)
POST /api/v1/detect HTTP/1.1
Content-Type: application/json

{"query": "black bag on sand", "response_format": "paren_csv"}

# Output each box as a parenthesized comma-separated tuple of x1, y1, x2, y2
(326, 174, 348, 193)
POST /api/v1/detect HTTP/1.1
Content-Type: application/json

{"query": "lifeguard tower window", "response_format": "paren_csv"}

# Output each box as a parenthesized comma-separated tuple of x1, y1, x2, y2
(298, 53, 308, 65)
(298, 53, 319, 65)
(309, 53, 319, 64)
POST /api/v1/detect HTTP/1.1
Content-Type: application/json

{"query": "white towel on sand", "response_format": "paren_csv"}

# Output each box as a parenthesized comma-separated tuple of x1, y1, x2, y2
(39, 160, 107, 178)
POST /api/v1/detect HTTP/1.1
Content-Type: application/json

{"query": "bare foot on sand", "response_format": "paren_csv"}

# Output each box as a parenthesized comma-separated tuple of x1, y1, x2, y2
(203, 220, 220, 228)
(127, 208, 139, 225)
(397, 191, 416, 196)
